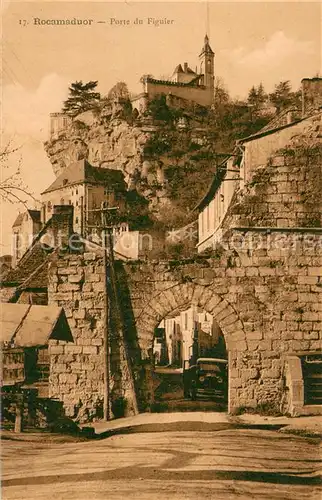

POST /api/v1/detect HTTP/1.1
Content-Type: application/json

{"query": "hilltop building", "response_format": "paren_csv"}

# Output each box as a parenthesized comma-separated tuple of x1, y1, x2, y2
(131, 34, 215, 114)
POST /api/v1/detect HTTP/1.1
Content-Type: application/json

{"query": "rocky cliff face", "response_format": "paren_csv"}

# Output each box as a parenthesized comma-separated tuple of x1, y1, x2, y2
(44, 100, 215, 227)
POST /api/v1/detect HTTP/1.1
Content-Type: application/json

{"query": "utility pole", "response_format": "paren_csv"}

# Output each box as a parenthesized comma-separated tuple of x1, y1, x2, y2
(100, 203, 139, 417)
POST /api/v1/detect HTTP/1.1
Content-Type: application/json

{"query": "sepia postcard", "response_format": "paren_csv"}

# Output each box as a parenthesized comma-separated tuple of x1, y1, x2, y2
(1, 1, 322, 499)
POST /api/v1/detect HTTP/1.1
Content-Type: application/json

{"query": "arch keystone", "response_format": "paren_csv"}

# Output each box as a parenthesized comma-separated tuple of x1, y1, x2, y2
(211, 299, 229, 317)
(204, 293, 221, 312)
(198, 287, 215, 309)
(215, 305, 235, 323)
(191, 284, 206, 305)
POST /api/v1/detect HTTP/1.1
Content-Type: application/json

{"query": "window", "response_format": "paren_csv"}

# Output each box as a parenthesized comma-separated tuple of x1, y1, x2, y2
(47, 201, 52, 212)
(75, 217, 79, 224)
(60, 198, 64, 205)
(76, 189, 78, 195)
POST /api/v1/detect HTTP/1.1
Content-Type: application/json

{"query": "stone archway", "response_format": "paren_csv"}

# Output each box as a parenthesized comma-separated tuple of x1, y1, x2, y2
(134, 282, 246, 412)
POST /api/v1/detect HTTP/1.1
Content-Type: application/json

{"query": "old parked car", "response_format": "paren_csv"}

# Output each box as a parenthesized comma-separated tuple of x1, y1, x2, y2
(183, 357, 228, 401)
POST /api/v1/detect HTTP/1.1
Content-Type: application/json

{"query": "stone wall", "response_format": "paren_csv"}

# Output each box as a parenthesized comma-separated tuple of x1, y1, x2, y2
(46, 132, 322, 417)
(47, 250, 139, 422)
(48, 252, 106, 421)
(233, 140, 322, 229)
(302, 78, 322, 116)
(124, 228, 321, 412)
(240, 113, 321, 185)
(146, 80, 212, 107)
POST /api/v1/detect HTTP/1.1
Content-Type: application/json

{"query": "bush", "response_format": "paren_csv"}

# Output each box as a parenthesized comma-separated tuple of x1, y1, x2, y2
(231, 402, 283, 417)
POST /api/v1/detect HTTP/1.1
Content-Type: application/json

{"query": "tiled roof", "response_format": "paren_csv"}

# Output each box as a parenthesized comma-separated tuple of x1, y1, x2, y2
(1, 241, 50, 286)
(41, 159, 126, 194)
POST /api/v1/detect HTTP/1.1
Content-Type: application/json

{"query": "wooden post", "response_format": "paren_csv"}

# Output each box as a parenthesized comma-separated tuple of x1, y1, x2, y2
(103, 229, 110, 421)
(14, 394, 23, 433)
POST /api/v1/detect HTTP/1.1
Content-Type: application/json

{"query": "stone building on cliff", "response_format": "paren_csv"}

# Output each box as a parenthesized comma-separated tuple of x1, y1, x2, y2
(40, 159, 127, 237)
(131, 34, 215, 114)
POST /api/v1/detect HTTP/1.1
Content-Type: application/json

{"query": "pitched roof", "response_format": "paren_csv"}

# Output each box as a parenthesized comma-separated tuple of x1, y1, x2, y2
(0, 303, 73, 346)
(12, 210, 41, 228)
(41, 159, 126, 194)
(173, 64, 184, 73)
(28, 210, 41, 223)
(12, 213, 25, 228)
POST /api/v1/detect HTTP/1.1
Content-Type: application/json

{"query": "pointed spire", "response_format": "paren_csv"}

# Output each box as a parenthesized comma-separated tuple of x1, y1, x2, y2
(200, 34, 214, 56)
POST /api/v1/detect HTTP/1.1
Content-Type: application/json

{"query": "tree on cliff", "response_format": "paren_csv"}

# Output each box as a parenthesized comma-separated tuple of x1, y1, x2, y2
(269, 81, 301, 112)
(107, 81, 130, 100)
(247, 83, 267, 109)
(62, 81, 101, 116)
(0, 143, 38, 207)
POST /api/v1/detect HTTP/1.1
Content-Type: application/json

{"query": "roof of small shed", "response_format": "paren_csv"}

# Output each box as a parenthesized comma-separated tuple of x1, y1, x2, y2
(0, 303, 73, 347)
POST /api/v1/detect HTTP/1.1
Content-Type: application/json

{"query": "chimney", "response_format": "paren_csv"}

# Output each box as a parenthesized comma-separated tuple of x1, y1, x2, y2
(301, 78, 322, 117)
(286, 110, 293, 124)
(51, 205, 74, 248)
(184, 62, 188, 73)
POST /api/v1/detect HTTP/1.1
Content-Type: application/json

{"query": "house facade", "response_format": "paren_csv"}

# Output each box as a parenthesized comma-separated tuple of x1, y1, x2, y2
(155, 306, 225, 367)
(196, 78, 322, 253)
(41, 159, 127, 237)
(12, 210, 42, 268)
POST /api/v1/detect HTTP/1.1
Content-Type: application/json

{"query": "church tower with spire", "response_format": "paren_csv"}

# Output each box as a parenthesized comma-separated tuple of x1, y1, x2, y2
(132, 34, 215, 113)
(199, 34, 214, 98)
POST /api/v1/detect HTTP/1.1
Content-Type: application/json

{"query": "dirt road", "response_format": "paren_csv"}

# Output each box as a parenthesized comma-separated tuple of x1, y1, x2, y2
(2, 418, 321, 500)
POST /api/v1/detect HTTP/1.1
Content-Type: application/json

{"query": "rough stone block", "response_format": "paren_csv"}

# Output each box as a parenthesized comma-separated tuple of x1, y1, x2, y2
(49, 345, 64, 355)
(229, 378, 242, 388)
(92, 282, 106, 292)
(74, 309, 86, 320)
(83, 346, 98, 355)
(241, 368, 259, 381)
(84, 252, 97, 261)
(58, 283, 81, 292)
(52, 363, 67, 373)
(87, 274, 101, 283)
(91, 338, 103, 346)
(57, 267, 77, 275)
(247, 331, 263, 340)
(303, 332, 319, 340)
(307, 267, 322, 277)
(51, 292, 73, 301)
(69, 274, 84, 283)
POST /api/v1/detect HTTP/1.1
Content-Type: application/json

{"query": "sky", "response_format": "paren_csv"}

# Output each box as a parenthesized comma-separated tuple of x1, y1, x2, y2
(1, 0, 321, 255)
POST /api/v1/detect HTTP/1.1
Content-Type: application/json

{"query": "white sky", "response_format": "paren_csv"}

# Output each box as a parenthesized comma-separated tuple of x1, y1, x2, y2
(1, 1, 321, 255)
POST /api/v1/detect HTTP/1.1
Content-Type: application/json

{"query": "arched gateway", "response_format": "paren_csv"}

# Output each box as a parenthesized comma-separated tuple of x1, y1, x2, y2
(133, 283, 246, 413)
